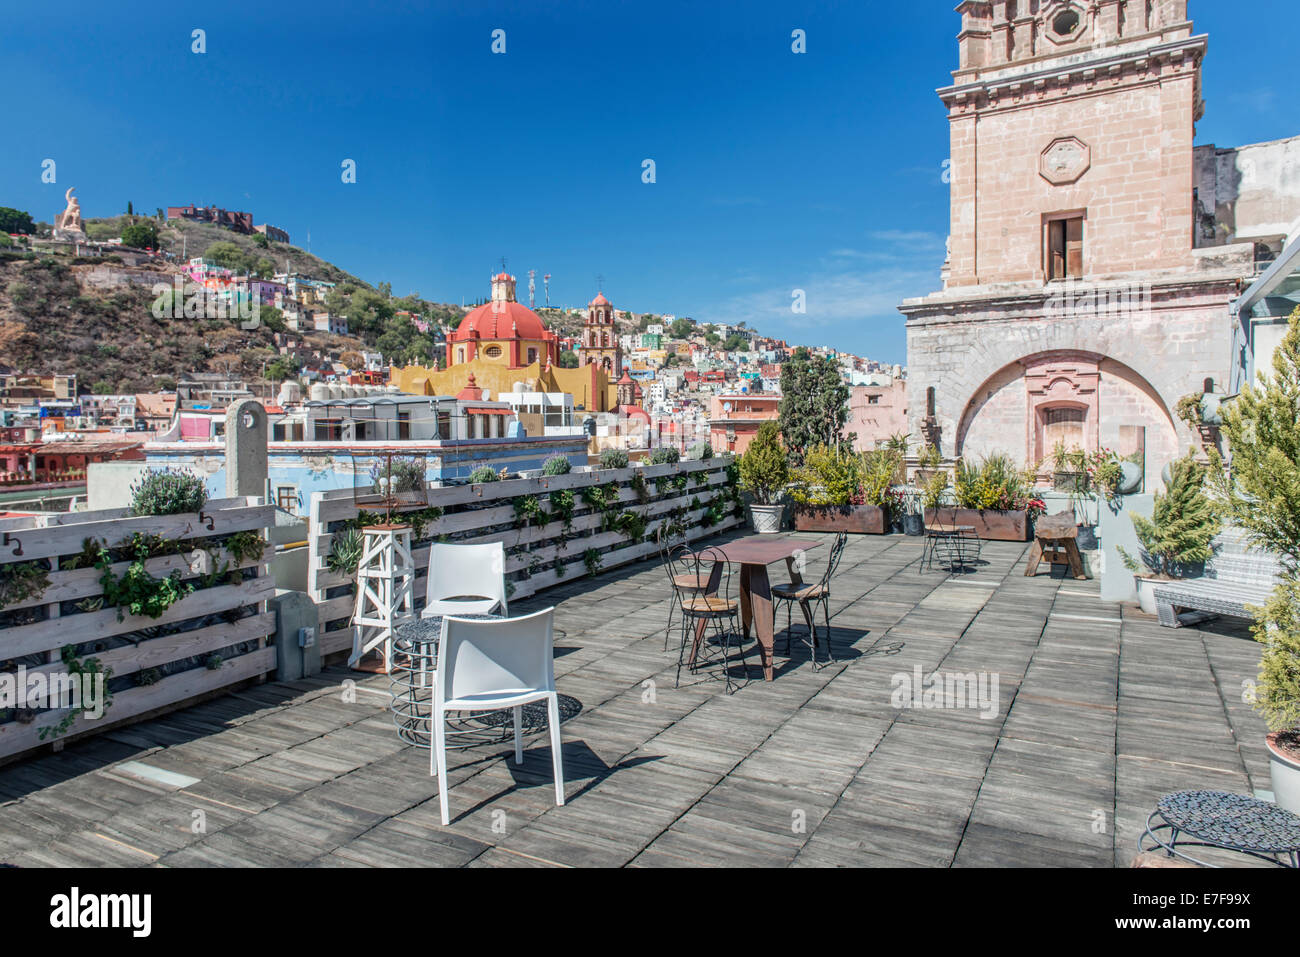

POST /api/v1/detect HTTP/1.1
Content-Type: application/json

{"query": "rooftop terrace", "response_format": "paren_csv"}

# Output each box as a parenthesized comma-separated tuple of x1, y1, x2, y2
(0, 532, 1270, 867)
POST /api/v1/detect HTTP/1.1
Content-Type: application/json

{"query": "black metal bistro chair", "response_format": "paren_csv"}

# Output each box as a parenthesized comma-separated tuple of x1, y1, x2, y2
(772, 532, 847, 670)
(657, 523, 705, 651)
(669, 544, 748, 694)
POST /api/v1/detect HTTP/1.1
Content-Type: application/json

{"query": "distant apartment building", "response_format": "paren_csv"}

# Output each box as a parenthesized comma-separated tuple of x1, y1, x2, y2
(849, 377, 908, 453)
(254, 223, 290, 244)
(0, 374, 78, 409)
(168, 206, 255, 234)
(708, 391, 780, 455)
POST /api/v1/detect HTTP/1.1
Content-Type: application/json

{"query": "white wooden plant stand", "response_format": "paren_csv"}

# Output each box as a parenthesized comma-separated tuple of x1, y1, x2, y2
(350, 524, 416, 671)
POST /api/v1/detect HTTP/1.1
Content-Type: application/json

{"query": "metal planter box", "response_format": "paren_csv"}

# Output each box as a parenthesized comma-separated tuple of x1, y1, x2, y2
(924, 507, 1030, 542)
(793, 504, 888, 534)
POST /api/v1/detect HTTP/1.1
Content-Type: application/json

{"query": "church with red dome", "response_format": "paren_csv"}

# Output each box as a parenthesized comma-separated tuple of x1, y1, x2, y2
(446, 272, 560, 370)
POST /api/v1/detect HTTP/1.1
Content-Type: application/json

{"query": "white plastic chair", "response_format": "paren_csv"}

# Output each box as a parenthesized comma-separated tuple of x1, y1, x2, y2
(422, 541, 509, 619)
(432, 609, 565, 825)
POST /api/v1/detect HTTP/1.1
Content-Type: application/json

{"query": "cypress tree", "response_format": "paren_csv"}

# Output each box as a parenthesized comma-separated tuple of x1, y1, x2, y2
(1211, 308, 1300, 732)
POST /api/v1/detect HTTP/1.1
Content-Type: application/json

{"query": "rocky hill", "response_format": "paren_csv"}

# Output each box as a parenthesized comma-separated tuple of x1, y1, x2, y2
(0, 218, 468, 393)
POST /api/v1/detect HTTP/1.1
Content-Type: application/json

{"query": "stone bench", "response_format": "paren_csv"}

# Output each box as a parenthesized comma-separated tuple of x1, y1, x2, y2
(1153, 530, 1284, 629)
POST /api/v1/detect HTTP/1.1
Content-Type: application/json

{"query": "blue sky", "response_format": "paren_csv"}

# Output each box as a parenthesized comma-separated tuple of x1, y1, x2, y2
(2, 1, 1295, 365)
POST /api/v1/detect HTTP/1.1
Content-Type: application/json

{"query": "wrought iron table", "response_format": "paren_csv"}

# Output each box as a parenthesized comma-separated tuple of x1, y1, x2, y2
(921, 524, 981, 574)
(388, 614, 579, 750)
(1140, 789, 1300, 868)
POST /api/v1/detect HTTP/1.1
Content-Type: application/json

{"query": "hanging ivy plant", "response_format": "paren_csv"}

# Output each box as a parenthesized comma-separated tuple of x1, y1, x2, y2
(224, 531, 267, 565)
(549, 489, 576, 532)
(0, 560, 51, 608)
(37, 645, 113, 741)
(98, 534, 193, 621)
(513, 495, 548, 528)
(583, 548, 603, 577)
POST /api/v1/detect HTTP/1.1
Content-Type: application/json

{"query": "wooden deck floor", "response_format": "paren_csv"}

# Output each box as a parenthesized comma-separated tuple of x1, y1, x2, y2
(0, 532, 1272, 867)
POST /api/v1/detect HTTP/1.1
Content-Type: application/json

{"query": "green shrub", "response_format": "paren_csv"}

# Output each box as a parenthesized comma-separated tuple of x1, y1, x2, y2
(599, 449, 629, 470)
(326, 528, 364, 575)
(789, 446, 861, 506)
(130, 468, 207, 516)
(953, 454, 1036, 513)
(738, 422, 788, 506)
(468, 466, 499, 484)
(649, 446, 680, 465)
(688, 442, 713, 460)
(1120, 453, 1220, 579)
(542, 455, 572, 476)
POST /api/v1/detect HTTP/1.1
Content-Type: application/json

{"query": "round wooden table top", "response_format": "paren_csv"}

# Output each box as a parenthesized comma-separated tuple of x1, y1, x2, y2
(925, 524, 976, 536)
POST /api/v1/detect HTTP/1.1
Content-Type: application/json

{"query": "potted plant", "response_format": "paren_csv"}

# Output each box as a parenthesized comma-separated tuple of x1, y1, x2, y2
(925, 454, 1043, 541)
(901, 486, 926, 536)
(737, 421, 788, 534)
(789, 446, 901, 534)
(1209, 307, 1300, 811)
(1118, 453, 1220, 615)
(1050, 443, 1090, 494)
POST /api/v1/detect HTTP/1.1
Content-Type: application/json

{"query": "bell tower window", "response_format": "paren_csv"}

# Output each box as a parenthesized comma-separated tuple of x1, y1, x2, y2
(1052, 9, 1081, 37)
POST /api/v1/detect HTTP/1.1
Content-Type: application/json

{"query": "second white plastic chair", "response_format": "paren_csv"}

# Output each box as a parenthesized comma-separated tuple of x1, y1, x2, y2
(422, 541, 509, 619)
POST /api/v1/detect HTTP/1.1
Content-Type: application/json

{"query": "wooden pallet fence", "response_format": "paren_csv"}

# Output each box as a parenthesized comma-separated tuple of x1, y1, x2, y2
(0, 497, 276, 763)
(308, 459, 745, 655)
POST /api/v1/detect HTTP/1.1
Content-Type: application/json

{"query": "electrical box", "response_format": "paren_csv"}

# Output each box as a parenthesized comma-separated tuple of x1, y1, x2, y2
(298, 626, 316, 649)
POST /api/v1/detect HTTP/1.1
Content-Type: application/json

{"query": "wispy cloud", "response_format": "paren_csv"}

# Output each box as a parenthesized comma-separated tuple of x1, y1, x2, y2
(866, 229, 945, 248)
(704, 262, 939, 335)
(1228, 87, 1277, 112)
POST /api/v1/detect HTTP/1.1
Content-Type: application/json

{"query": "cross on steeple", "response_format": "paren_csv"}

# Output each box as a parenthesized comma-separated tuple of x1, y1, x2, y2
(595, 274, 605, 292)
(499, 256, 508, 273)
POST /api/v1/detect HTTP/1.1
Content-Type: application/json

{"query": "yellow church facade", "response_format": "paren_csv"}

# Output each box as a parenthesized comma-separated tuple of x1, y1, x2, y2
(390, 357, 619, 414)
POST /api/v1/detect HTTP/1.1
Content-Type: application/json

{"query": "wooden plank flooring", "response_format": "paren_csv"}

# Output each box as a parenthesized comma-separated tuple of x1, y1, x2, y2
(0, 531, 1273, 867)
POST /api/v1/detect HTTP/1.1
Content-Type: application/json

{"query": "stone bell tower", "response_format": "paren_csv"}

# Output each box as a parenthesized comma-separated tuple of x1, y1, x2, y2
(901, 1, 1240, 495)
(944, 0, 1205, 287)
(579, 290, 622, 378)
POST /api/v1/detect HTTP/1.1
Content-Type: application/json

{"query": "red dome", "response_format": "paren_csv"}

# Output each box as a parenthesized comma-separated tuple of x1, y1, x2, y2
(450, 300, 553, 343)
(589, 292, 610, 307)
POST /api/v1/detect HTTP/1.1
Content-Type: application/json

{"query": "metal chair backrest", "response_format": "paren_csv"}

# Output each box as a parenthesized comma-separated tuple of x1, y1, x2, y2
(816, 532, 848, 592)
(664, 543, 700, 609)
(691, 545, 732, 609)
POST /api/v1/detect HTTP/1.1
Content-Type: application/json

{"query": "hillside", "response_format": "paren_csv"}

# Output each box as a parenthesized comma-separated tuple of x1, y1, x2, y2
(0, 217, 472, 392)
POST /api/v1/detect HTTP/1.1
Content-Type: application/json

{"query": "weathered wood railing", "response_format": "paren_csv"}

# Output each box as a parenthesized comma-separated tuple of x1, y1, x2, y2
(308, 458, 745, 657)
(0, 497, 276, 763)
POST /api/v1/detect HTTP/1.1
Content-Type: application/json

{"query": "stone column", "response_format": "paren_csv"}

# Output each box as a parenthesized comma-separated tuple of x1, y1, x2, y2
(226, 398, 269, 500)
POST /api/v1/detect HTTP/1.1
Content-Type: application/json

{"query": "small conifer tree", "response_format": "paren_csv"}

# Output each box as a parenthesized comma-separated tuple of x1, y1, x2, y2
(1120, 453, 1220, 579)
(1211, 308, 1300, 732)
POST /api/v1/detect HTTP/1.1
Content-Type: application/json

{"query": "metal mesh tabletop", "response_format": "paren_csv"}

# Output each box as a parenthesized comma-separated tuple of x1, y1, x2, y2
(1142, 789, 1300, 867)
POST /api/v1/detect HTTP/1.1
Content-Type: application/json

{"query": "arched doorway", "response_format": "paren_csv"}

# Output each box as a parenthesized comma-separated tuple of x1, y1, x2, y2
(955, 350, 1177, 490)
